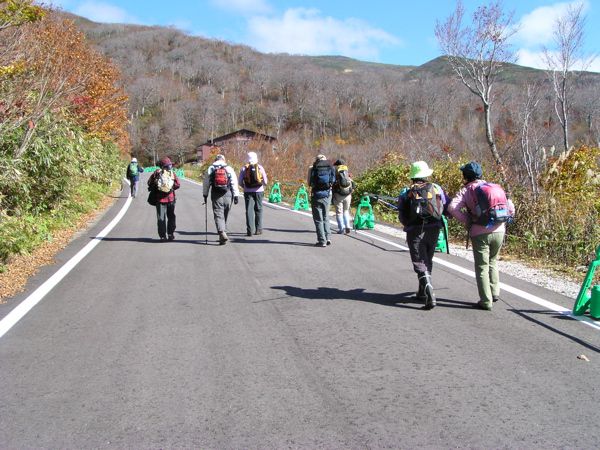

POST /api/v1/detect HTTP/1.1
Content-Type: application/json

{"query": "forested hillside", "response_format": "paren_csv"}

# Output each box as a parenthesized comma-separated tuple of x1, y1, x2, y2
(73, 13, 600, 185)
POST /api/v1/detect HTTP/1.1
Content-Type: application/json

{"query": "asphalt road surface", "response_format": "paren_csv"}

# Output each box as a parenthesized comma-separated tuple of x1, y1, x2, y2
(1, 175, 599, 449)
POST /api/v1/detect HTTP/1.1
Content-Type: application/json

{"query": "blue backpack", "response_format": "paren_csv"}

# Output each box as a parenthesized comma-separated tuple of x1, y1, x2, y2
(311, 160, 333, 191)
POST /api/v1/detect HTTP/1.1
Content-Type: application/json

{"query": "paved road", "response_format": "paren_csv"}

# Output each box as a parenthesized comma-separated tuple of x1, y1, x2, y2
(1, 175, 599, 448)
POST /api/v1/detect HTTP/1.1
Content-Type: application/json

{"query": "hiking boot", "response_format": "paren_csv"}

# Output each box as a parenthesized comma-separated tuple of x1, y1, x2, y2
(219, 231, 228, 244)
(415, 283, 427, 301)
(247, 231, 253, 237)
(255, 229, 262, 235)
(474, 301, 492, 310)
(159, 236, 167, 242)
(314, 242, 326, 247)
(168, 234, 175, 241)
(337, 229, 344, 234)
(492, 296, 500, 302)
(419, 272, 436, 310)
(326, 240, 332, 246)
(345, 228, 351, 234)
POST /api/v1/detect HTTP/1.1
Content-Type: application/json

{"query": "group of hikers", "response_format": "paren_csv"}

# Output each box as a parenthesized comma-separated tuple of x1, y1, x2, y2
(128, 151, 514, 312)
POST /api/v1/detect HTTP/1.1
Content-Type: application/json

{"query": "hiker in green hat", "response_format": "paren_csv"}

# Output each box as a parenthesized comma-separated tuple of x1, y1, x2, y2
(397, 161, 449, 310)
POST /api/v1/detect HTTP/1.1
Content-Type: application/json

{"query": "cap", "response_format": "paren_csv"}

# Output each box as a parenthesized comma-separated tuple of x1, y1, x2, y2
(334, 159, 345, 166)
(159, 157, 172, 168)
(409, 161, 433, 179)
(215, 154, 225, 161)
(316, 154, 326, 161)
(460, 161, 483, 180)
(247, 152, 258, 164)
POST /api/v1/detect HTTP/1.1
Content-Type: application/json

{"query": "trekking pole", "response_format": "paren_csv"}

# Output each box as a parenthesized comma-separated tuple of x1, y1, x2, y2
(205, 200, 208, 245)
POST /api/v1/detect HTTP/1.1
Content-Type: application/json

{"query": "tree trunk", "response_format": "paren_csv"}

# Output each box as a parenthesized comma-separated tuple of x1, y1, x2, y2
(483, 102, 511, 194)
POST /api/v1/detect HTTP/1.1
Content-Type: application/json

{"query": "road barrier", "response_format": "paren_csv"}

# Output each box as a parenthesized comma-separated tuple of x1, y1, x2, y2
(144, 166, 185, 178)
(572, 245, 600, 318)
(293, 184, 311, 211)
(269, 182, 282, 203)
(353, 195, 375, 229)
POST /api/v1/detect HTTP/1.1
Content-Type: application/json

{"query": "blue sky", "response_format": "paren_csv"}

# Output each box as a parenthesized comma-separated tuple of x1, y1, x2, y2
(49, 0, 599, 71)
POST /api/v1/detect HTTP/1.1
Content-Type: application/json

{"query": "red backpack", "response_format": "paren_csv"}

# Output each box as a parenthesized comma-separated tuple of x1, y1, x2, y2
(473, 182, 512, 226)
(211, 166, 230, 191)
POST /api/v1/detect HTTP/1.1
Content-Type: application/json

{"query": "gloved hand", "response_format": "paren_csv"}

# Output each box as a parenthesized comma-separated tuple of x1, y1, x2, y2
(233, 196, 239, 205)
(203, 195, 207, 204)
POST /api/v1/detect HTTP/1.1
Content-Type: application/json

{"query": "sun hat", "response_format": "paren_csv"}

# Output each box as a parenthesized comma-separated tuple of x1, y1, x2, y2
(316, 154, 326, 161)
(460, 161, 483, 180)
(247, 152, 258, 164)
(409, 161, 433, 179)
(131, 157, 137, 163)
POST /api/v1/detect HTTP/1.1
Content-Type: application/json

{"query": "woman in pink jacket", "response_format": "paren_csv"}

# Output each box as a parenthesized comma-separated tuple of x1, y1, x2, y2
(448, 161, 515, 310)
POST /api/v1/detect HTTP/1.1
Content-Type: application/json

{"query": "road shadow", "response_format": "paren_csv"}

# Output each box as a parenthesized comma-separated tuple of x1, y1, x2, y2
(509, 307, 600, 354)
(343, 233, 407, 253)
(262, 227, 314, 234)
(231, 238, 315, 246)
(97, 236, 204, 244)
(270, 285, 473, 311)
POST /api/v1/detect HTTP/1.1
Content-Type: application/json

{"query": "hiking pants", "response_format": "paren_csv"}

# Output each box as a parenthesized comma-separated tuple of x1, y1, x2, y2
(471, 231, 504, 305)
(332, 192, 352, 231)
(244, 191, 264, 234)
(311, 193, 332, 244)
(130, 178, 139, 197)
(406, 226, 439, 274)
(155, 201, 176, 238)
(212, 190, 232, 233)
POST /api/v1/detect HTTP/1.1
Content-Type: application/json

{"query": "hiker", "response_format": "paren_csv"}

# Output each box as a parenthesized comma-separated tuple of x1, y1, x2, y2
(203, 154, 240, 245)
(448, 161, 515, 310)
(148, 157, 180, 241)
(397, 161, 449, 310)
(126, 157, 144, 198)
(307, 154, 336, 247)
(238, 151, 268, 237)
(332, 159, 355, 234)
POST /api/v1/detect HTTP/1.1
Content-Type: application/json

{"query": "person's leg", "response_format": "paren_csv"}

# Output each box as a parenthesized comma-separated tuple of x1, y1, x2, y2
(130, 179, 135, 196)
(133, 179, 139, 198)
(254, 192, 263, 234)
(333, 195, 344, 233)
(156, 203, 167, 239)
(423, 227, 439, 274)
(244, 193, 254, 235)
(222, 192, 232, 230)
(342, 195, 352, 232)
(488, 231, 505, 301)
(323, 194, 332, 243)
(472, 233, 493, 309)
(166, 200, 176, 239)
(212, 196, 227, 233)
(312, 197, 326, 245)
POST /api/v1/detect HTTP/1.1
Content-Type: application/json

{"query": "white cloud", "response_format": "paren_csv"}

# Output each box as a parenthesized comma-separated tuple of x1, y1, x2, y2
(74, 1, 139, 24)
(517, 48, 598, 72)
(246, 8, 401, 61)
(514, 1, 589, 47)
(211, 0, 271, 15)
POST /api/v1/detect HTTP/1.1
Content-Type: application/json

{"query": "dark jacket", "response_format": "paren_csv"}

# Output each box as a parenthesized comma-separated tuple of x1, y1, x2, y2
(148, 169, 180, 203)
(126, 162, 144, 181)
(397, 181, 449, 232)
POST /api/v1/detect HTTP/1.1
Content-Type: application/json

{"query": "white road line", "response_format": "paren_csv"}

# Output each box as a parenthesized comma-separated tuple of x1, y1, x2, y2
(268, 201, 600, 331)
(0, 189, 133, 339)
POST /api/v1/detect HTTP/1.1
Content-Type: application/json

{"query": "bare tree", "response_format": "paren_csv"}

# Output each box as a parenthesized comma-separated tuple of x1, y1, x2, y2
(435, 0, 517, 189)
(543, 2, 591, 153)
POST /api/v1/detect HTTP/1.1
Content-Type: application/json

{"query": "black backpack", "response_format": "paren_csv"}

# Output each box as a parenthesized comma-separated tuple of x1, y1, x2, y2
(407, 182, 443, 223)
(334, 164, 353, 195)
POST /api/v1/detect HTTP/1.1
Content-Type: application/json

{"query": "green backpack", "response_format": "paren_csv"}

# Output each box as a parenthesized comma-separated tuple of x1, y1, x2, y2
(128, 162, 138, 177)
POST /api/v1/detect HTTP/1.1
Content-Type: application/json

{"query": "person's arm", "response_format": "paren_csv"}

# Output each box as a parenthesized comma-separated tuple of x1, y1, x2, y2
(447, 186, 469, 226)
(228, 166, 240, 197)
(260, 165, 268, 186)
(172, 174, 181, 191)
(238, 166, 245, 188)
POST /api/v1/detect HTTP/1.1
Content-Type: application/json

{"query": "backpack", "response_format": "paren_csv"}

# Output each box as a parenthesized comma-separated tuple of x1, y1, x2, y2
(243, 163, 263, 188)
(407, 182, 444, 223)
(473, 182, 512, 227)
(156, 169, 174, 193)
(128, 162, 138, 178)
(210, 165, 230, 191)
(334, 165, 353, 195)
(311, 160, 333, 191)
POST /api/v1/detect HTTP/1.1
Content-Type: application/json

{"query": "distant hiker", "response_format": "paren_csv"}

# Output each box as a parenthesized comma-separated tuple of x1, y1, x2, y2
(448, 161, 515, 310)
(238, 151, 268, 237)
(203, 154, 240, 245)
(126, 157, 144, 198)
(307, 154, 336, 247)
(397, 161, 449, 310)
(148, 157, 180, 241)
(332, 159, 355, 234)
